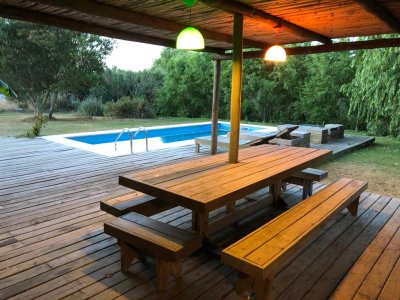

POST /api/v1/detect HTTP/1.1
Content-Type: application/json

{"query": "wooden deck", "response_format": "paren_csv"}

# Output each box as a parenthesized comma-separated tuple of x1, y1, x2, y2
(0, 136, 398, 300)
(311, 134, 375, 156)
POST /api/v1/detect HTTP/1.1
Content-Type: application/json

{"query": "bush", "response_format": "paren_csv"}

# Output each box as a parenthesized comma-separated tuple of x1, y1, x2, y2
(57, 94, 80, 111)
(26, 115, 47, 137)
(105, 96, 154, 118)
(79, 97, 104, 116)
(367, 118, 390, 136)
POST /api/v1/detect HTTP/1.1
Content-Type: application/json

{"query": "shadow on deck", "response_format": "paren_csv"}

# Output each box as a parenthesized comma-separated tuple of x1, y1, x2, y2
(0, 136, 397, 300)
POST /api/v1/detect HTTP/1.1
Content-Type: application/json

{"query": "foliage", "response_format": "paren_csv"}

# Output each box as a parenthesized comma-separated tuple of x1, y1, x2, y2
(90, 67, 164, 105)
(79, 97, 104, 117)
(26, 115, 47, 137)
(343, 46, 400, 137)
(296, 52, 354, 125)
(154, 49, 214, 117)
(105, 96, 154, 118)
(0, 19, 113, 116)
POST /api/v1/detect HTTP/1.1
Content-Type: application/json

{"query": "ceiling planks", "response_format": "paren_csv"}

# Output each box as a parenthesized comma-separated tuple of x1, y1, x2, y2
(199, 0, 332, 44)
(353, 0, 400, 32)
(31, 0, 267, 49)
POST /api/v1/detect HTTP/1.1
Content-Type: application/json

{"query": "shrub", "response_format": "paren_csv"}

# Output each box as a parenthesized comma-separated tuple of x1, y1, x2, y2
(26, 115, 47, 137)
(367, 118, 390, 136)
(79, 97, 104, 116)
(105, 96, 154, 118)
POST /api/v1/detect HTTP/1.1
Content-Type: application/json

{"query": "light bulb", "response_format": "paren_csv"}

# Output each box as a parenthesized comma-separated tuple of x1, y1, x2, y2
(264, 45, 286, 62)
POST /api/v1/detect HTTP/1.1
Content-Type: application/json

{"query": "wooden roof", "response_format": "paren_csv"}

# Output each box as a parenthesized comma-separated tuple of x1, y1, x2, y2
(1, 0, 400, 55)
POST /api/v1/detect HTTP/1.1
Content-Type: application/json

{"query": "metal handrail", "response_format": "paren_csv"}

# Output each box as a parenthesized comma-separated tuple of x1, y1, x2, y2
(132, 127, 148, 152)
(115, 128, 133, 153)
(114, 127, 148, 154)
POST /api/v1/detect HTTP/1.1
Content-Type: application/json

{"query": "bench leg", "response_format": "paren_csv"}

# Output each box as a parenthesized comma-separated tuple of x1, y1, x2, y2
(236, 272, 253, 294)
(302, 179, 312, 200)
(347, 197, 360, 216)
(308, 180, 314, 196)
(156, 259, 182, 291)
(254, 278, 272, 300)
(120, 242, 137, 273)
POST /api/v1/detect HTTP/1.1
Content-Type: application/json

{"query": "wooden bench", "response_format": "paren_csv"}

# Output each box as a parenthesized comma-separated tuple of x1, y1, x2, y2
(221, 177, 367, 300)
(283, 168, 328, 199)
(100, 191, 175, 217)
(104, 212, 202, 290)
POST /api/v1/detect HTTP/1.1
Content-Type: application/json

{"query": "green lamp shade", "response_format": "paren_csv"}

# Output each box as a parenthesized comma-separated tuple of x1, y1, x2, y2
(182, 0, 197, 7)
(176, 26, 205, 50)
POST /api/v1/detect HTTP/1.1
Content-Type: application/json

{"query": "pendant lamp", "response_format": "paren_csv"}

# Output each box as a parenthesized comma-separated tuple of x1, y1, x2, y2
(176, 0, 205, 50)
(177, 26, 205, 50)
(264, 45, 287, 62)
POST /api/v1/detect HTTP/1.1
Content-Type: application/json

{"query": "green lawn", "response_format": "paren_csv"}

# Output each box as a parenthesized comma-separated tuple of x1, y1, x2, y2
(0, 111, 211, 137)
(316, 134, 400, 198)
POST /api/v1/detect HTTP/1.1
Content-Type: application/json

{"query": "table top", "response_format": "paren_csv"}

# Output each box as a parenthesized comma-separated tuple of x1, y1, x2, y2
(119, 144, 332, 212)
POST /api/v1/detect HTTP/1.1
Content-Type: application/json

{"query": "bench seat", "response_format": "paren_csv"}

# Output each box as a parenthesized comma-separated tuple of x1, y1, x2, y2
(284, 168, 328, 199)
(100, 191, 175, 217)
(221, 177, 367, 300)
(104, 212, 202, 290)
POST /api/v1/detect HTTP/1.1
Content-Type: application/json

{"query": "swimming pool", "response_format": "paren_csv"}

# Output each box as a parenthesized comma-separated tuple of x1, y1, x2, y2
(44, 122, 276, 157)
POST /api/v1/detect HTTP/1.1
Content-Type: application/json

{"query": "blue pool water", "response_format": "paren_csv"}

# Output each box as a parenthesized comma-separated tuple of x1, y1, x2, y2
(67, 122, 263, 145)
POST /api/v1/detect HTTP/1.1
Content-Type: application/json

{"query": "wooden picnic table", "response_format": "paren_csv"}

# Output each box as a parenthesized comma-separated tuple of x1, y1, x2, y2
(119, 144, 332, 239)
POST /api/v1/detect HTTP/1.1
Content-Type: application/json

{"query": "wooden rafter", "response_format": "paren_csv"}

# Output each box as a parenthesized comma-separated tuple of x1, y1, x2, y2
(0, 4, 225, 54)
(31, 0, 267, 49)
(199, 0, 332, 45)
(353, 0, 400, 33)
(212, 38, 400, 60)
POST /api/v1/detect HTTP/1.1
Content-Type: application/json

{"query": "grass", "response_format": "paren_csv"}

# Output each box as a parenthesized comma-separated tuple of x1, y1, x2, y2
(1, 111, 399, 198)
(0, 111, 211, 137)
(317, 134, 400, 198)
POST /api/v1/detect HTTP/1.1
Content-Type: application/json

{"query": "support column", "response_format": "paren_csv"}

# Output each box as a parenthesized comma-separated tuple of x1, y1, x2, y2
(211, 59, 221, 155)
(228, 14, 243, 163)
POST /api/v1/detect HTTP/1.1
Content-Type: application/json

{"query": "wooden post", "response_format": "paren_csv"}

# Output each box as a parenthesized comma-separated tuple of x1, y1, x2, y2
(211, 59, 221, 155)
(228, 14, 243, 163)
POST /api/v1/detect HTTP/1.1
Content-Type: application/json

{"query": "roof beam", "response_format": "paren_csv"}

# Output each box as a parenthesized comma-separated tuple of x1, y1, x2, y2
(0, 4, 225, 54)
(31, 0, 267, 49)
(353, 0, 400, 32)
(213, 38, 400, 60)
(199, 0, 332, 45)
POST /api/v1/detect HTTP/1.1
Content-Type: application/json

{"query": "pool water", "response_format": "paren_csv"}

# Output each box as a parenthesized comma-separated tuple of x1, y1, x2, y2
(44, 122, 276, 157)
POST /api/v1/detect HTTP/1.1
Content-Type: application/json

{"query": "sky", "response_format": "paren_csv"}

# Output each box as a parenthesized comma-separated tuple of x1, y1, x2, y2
(105, 40, 164, 72)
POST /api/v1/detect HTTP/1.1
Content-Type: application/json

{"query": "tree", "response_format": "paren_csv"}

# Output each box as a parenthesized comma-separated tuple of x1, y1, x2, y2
(343, 46, 400, 136)
(155, 49, 213, 118)
(297, 51, 354, 125)
(0, 19, 113, 117)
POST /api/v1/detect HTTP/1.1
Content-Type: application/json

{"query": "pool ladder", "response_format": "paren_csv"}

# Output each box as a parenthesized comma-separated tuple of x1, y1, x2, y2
(114, 127, 148, 154)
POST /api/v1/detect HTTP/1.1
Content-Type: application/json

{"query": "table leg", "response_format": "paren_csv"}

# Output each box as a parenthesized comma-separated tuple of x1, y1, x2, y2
(192, 211, 209, 239)
(272, 181, 289, 210)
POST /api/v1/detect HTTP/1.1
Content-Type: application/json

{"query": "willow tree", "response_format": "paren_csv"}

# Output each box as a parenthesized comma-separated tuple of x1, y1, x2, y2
(342, 47, 400, 136)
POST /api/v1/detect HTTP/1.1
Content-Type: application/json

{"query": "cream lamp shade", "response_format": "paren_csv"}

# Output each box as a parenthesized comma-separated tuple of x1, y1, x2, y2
(264, 45, 287, 62)
(176, 26, 205, 50)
